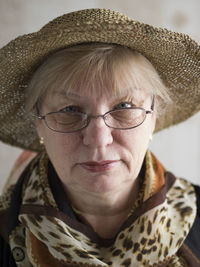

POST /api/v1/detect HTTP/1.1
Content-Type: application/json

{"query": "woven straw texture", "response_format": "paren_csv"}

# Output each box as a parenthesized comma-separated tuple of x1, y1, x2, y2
(0, 8, 200, 151)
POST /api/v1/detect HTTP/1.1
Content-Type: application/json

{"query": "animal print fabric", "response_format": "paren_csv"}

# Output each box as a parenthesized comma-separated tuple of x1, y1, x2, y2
(5, 151, 197, 266)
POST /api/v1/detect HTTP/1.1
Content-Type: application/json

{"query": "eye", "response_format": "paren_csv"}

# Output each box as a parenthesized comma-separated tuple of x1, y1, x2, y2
(61, 105, 82, 113)
(114, 102, 133, 109)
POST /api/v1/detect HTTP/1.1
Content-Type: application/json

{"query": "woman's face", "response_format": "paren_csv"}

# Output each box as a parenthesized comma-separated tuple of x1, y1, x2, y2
(36, 85, 156, 197)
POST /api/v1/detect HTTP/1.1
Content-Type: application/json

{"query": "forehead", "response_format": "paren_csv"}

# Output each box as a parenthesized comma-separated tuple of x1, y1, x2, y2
(49, 86, 150, 103)
(49, 70, 151, 102)
(41, 50, 154, 106)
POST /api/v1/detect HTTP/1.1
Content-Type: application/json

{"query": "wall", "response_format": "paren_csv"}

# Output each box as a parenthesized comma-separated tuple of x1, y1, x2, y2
(0, 0, 199, 192)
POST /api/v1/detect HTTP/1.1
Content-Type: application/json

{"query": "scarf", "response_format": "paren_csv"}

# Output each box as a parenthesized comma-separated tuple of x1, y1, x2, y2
(5, 150, 197, 266)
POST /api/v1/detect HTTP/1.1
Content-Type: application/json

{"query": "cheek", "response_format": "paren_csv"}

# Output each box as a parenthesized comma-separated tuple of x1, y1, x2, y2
(54, 134, 78, 147)
(118, 126, 150, 149)
(117, 126, 152, 165)
(43, 129, 81, 158)
(124, 130, 150, 178)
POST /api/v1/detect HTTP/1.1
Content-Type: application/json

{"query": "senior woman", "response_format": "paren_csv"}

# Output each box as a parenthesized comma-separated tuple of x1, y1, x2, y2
(0, 9, 200, 267)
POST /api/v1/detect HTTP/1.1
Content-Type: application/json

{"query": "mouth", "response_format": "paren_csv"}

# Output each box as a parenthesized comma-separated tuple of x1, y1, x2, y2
(79, 160, 119, 172)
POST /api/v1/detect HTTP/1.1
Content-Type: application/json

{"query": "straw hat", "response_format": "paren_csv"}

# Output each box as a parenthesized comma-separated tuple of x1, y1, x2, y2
(0, 8, 200, 151)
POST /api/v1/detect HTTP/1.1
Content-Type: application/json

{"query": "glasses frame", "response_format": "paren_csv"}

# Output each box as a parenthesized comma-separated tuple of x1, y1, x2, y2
(34, 96, 155, 133)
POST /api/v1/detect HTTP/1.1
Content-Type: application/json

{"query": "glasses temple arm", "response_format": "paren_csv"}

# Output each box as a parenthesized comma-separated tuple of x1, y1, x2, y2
(151, 96, 155, 111)
(32, 104, 44, 120)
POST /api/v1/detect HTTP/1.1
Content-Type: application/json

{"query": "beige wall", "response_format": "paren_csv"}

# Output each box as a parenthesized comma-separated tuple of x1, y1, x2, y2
(0, 0, 200, 192)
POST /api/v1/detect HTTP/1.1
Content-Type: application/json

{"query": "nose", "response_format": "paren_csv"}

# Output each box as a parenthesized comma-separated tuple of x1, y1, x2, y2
(82, 116, 113, 147)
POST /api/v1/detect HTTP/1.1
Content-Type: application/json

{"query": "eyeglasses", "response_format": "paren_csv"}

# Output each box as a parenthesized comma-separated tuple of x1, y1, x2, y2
(35, 97, 154, 133)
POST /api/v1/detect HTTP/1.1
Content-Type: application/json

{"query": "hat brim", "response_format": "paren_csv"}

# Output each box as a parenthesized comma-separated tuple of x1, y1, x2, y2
(0, 8, 200, 151)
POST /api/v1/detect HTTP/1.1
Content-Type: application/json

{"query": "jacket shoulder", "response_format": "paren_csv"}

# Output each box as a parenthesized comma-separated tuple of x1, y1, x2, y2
(178, 183, 200, 266)
(0, 184, 15, 213)
(0, 185, 16, 244)
(193, 184, 200, 215)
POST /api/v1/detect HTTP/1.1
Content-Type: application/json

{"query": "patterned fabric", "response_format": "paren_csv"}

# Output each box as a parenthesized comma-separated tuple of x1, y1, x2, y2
(2, 150, 37, 193)
(0, 150, 198, 266)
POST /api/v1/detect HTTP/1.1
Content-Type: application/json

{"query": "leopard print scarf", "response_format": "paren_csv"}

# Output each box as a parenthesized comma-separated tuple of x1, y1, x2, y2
(8, 150, 196, 266)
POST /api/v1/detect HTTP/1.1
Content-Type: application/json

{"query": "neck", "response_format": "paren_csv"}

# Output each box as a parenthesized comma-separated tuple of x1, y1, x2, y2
(65, 178, 140, 238)
(76, 209, 131, 239)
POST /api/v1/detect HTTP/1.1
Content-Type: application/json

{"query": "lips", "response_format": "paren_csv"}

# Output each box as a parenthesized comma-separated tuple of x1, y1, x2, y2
(79, 160, 119, 172)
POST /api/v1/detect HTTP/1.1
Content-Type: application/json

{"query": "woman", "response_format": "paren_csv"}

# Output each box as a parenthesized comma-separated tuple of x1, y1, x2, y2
(0, 8, 200, 267)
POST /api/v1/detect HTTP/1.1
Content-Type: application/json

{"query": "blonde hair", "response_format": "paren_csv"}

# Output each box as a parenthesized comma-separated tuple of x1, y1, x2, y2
(26, 43, 172, 115)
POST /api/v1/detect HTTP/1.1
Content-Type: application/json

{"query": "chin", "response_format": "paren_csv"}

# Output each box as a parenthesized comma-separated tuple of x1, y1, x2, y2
(81, 174, 125, 195)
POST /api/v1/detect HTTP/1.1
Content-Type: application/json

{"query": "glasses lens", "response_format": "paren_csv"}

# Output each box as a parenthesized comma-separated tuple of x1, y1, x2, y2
(45, 111, 86, 132)
(106, 108, 146, 129)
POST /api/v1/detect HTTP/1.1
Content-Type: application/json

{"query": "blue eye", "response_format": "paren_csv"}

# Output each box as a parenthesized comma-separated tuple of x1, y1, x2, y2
(61, 106, 82, 112)
(115, 102, 132, 109)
